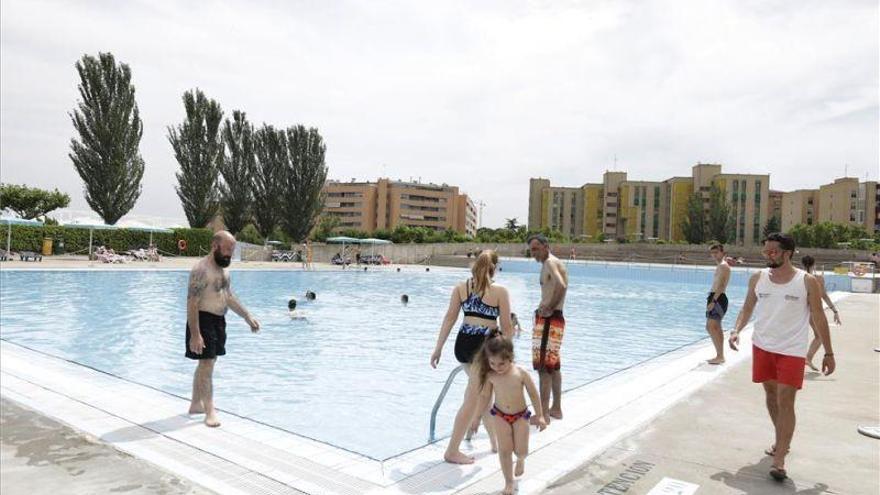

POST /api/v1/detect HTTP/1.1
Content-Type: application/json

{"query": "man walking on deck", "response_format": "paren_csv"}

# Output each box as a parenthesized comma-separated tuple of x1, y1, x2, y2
(706, 243, 731, 364)
(185, 230, 260, 427)
(728, 232, 835, 481)
(528, 234, 568, 421)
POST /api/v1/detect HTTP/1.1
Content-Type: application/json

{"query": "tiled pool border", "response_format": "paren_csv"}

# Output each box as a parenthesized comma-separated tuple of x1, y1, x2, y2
(0, 266, 849, 494)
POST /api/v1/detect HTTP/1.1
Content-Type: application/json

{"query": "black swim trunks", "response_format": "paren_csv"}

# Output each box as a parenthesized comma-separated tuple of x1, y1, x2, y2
(706, 292, 729, 321)
(185, 311, 227, 360)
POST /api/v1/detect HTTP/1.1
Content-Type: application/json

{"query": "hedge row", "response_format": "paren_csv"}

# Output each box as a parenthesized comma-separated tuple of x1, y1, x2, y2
(2, 225, 213, 257)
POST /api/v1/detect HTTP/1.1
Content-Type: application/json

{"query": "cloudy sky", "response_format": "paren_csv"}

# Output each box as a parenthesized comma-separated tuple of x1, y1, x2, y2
(1, 0, 877, 228)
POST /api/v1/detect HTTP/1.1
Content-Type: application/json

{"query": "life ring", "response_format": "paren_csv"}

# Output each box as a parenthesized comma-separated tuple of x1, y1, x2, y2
(178, 239, 187, 251)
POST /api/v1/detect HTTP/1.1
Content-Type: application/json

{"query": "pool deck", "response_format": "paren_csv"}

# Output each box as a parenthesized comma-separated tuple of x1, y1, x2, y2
(543, 292, 880, 495)
(1, 291, 876, 494)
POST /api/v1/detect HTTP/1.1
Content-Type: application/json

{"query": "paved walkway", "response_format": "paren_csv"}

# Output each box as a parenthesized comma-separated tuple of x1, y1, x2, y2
(543, 293, 879, 495)
(0, 398, 211, 495)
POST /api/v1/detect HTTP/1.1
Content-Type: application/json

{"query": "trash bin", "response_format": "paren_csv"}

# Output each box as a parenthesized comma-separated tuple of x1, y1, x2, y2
(54, 238, 65, 255)
(42, 237, 53, 256)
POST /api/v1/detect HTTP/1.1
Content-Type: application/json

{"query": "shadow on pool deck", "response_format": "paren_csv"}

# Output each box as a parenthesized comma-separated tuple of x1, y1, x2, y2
(542, 293, 879, 495)
(0, 399, 213, 495)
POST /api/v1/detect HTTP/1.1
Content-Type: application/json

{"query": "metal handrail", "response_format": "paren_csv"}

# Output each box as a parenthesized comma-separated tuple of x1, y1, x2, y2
(429, 364, 466, 442)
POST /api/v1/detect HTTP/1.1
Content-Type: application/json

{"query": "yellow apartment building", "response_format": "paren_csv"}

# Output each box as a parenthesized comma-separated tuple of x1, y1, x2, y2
(529, 163, 770, 245)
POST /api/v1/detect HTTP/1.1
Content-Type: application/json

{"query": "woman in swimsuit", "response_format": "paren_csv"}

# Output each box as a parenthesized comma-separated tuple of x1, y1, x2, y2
(475, 330, 547, 495)
(430, 250, 513, 464)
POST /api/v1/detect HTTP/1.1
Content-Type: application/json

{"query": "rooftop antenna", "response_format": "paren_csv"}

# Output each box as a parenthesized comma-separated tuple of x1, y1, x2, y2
(477, 200, 485, 229)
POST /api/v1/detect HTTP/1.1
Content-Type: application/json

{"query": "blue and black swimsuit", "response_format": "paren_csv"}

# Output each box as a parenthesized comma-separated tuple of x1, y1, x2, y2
(454, 279, 500, 363)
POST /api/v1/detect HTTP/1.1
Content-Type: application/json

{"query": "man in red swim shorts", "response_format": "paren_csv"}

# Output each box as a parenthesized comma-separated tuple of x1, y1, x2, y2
(729, 233, 835, 482)
(527, 234, 568, 422)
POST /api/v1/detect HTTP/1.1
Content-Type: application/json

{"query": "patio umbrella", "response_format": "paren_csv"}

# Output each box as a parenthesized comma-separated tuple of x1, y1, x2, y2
(0, 217, 44, 254)
(360, 238, 392, 260)
(326, 236, 362, 266)
(63, 221, 116, 259)
(116, 220, 174, 247)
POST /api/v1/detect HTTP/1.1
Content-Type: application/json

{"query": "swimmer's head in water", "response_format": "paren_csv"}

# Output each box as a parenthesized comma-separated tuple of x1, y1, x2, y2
(401, 294, 409, 304)
(288, 298, 297, 310)
(425, 267, 430, 272)
(396, 267, 401, 272)
(305, 291, 316, 300)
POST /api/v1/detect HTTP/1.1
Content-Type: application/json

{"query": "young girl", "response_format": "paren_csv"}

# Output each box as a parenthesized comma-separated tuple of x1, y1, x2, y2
(476, 330, 547, 495)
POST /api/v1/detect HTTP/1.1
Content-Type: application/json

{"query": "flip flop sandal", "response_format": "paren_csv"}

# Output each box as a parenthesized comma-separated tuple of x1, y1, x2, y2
(764, 446, 790, 457)
(770, 466, 788, 481)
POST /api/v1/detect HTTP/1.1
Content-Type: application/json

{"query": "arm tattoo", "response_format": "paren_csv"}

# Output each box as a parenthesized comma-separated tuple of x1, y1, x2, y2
(188, 269, 208, 301)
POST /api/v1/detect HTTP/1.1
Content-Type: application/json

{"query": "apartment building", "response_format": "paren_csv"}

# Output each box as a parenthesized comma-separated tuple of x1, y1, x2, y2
(768, 190, 783, 222)
(529, 163, 769, 245)
(780, 189, 819, 232)
(322, 178, 477, 237)
(779, 178, 879, 234)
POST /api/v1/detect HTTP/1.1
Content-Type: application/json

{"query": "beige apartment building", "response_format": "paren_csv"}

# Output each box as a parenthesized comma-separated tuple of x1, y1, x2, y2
(780, 178, 880, 234)
(322, 179, 477, 237)
(768, 190, 783, 222)
(529, 163, 770, 245)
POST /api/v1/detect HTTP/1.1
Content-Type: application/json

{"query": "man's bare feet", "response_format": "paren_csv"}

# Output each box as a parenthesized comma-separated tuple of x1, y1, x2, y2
(548, 408, 563, 420)
(706, 357, 725, 365)
(188, 401, 205, 415)
(444, 450, 474, 464)
(502, 480, 517, 495)
(204, 410, 221, 428)
(515, 457, 525, 477)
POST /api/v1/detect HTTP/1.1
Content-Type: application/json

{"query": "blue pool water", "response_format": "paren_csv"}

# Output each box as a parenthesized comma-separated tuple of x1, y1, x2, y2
(0, 261, 849, 459)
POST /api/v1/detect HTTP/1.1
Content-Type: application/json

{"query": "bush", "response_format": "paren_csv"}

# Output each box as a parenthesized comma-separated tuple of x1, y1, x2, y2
(3, 225, 212, 256)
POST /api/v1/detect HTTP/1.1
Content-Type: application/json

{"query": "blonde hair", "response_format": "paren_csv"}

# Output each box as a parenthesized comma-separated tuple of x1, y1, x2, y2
(471, 250, 498, 296)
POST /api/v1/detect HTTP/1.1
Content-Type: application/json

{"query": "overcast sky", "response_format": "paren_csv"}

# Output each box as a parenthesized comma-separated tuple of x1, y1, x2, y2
(1, 0, 877, 228)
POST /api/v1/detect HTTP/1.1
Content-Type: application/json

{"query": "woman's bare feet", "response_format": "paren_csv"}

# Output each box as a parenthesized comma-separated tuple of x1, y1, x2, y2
(548, 408, 563, 420)
(204, 410, 221, 428)
(188, 401, 205, 415)
(444, 450, 474, 464)
(502, 480, 517, 495)
(805, 361, 818, 371)
(706, 357, 725, 365)
(515, 457, 525, 477)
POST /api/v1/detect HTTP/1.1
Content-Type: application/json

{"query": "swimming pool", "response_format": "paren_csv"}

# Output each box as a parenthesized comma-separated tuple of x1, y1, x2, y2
(0, 261, 849, 460)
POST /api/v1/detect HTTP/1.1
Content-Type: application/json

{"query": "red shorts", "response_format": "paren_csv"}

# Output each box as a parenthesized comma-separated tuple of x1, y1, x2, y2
(752, 345, 806, 390)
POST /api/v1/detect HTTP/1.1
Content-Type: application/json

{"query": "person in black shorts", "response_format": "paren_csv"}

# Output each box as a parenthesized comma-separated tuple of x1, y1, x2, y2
(185, 231, 260, 427)
(706, 243, 731, 365)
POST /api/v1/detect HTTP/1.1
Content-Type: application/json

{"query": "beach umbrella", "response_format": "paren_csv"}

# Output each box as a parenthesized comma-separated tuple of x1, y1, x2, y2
(63, 221, 116, 259)
(0, 217, 44, 254)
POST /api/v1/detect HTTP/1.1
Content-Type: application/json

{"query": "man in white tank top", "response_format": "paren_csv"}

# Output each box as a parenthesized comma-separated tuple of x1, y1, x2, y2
(728, 233, 835, 482)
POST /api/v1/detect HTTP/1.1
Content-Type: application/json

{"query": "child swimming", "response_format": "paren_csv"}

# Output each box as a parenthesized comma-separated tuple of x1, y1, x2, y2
(476, 330, 547, 495)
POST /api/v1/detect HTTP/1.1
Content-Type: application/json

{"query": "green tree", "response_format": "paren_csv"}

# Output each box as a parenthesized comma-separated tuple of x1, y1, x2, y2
(680, 193, 705, 244)
(252, 125, 286, 240)
(762, 215, 781, 240)
(169, 89, 223, 228)
(312, 215, 341, 242)
(504, 218, 519, 230)
(0, 183, 70, 220)
(812, 222, 836, 248)
(69, 52, 145, 224)
(788, 223, 814, 248)
(278, 125, 329, 242)
(219, 111, 255, 234)
(707, 184, 732, 244)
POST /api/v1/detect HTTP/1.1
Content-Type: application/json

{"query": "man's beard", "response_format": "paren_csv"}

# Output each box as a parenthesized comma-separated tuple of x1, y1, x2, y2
(766, 259, 782, 268)
(214, 252, 232, 267)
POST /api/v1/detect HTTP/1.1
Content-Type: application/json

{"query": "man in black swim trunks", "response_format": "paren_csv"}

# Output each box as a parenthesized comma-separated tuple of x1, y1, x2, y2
(706, 243, 731, 365)
(186, 231, 260, 427)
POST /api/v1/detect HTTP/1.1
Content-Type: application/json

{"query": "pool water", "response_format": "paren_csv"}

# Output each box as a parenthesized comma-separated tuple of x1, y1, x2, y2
(0, 261, 848, 459)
